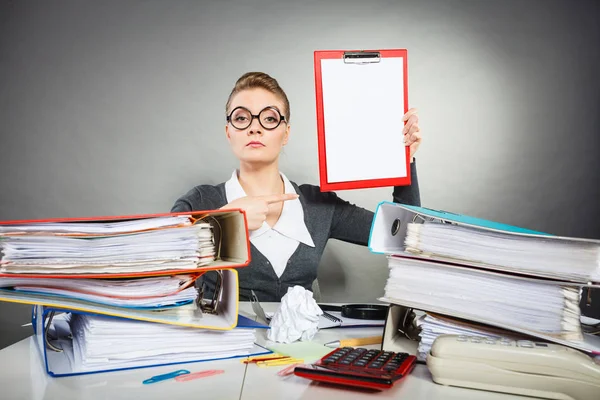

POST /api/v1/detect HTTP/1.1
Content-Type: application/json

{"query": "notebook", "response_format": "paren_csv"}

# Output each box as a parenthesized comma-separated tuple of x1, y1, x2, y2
(318, 311, 385, 329)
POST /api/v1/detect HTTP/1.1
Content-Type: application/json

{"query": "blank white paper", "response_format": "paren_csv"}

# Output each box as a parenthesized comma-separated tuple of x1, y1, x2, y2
(320, 57, 407, 183)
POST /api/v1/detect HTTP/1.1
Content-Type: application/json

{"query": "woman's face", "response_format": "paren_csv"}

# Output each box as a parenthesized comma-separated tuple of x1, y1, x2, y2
(225, 88, 290, 165)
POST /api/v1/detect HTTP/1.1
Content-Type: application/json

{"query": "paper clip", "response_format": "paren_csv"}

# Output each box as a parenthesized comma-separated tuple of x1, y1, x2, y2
(175, 369, 224, 382)
(143, 369, 190, 384)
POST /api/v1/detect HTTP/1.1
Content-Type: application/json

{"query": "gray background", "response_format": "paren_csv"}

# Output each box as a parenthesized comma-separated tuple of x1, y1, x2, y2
(1, 0, 599, 349)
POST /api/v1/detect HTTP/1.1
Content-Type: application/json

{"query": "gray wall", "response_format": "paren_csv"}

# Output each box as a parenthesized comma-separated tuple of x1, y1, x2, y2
(1, 0, 599, 348)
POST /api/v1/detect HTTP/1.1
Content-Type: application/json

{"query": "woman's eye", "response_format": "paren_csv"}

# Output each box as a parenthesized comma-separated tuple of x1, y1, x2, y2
(235, 116, 248, 122)
(264, 117, 276, 123)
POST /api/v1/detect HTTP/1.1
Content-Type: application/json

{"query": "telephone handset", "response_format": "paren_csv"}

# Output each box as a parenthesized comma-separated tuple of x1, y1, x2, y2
(426, 334, 600, 400)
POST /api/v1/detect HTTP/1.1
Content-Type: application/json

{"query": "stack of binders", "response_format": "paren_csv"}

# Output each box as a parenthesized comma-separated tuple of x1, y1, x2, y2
(368, 202, 600, 357)
(0, 209, 269, 377)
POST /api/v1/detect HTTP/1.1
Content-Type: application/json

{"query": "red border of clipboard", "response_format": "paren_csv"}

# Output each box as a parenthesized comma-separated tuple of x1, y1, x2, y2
(313, 49, 411, 192)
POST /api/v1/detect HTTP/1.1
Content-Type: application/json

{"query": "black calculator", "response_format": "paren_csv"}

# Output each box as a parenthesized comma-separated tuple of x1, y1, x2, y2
(294, 347, 417, 390)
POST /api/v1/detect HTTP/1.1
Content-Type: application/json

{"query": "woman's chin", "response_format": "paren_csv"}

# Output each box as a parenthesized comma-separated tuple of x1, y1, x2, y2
(239, 154, 277, 165)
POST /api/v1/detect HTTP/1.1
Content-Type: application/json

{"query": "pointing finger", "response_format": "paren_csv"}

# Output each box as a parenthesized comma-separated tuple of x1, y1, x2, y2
(262, 193, 300, 204)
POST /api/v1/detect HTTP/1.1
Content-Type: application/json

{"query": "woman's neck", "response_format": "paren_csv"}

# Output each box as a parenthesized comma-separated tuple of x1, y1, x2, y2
(237, 162, 283, 197)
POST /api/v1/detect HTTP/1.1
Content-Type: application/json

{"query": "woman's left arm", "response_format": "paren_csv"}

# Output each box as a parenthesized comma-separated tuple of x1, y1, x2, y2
(329, 108, 423, 245)
(394, 108, 422, 206)
(329, 162, 421, 245)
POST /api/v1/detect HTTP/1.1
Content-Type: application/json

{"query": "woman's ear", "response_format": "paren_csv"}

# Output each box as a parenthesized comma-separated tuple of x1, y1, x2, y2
(282, 124, 290, 146)
(225, 125, 232, 142)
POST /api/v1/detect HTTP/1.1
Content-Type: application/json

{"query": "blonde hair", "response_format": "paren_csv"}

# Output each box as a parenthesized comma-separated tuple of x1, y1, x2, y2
(225, 72, 290, 122)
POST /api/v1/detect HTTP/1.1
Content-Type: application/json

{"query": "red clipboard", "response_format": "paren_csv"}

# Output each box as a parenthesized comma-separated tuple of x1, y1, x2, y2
(314, 49, 411, 191)
(0, 209, 251, 279)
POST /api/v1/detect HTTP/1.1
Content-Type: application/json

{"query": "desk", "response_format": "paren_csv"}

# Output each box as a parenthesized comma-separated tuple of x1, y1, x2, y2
(0, 302, 528, 400)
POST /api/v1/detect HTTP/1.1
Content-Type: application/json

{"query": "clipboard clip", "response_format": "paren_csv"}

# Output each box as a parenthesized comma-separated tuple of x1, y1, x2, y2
(343, 51, 381, 64)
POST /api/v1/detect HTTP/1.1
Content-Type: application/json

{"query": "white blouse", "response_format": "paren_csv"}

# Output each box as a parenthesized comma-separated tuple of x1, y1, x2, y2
(224, 170, 315, 278)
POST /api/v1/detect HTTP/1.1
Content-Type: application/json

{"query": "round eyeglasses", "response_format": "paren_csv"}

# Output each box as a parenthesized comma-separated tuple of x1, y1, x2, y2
(226, 106, 286, 130)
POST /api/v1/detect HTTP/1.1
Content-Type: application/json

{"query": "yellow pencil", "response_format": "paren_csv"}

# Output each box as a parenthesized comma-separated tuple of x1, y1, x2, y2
(324, 336, 383, 348)
(257, 358, 303, 367)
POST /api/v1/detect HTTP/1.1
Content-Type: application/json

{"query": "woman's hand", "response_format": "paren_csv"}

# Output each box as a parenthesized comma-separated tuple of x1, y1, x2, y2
(403, 108, 422, 161)
(221, 193, 299, 230)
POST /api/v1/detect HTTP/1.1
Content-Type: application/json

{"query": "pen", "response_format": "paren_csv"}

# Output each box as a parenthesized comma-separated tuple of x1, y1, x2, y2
(324, 335, 383, 348)
(242, 354, 290, 363)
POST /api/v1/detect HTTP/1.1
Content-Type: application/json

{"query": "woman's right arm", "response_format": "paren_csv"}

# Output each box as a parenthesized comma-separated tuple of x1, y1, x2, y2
(170, 186, 297, 231)
(170, 186, 220, 213)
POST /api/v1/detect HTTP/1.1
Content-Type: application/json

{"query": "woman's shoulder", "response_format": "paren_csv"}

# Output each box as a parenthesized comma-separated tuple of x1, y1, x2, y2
(293, 182, 342, 204)
(170, 182, 227, 212)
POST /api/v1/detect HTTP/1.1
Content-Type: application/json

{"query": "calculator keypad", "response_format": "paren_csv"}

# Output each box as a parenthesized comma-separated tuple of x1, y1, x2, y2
(321, 347, 411, 376)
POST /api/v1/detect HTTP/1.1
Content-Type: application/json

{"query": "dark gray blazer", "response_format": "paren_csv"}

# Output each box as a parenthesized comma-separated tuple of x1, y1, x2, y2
(171, 163, 421, 301)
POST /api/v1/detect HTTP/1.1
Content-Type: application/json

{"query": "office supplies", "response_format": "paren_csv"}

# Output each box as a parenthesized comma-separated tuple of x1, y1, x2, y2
(257, 358, 304, 367)
(324, 336, 383, 348)
(2, 269, 245, 330)
(252, 292, 385, 330)
(341, 304, 388, 320)
(0, 275, 200, 309)
(293, 347, 416, 390)
(369, 202, 600, 285)
(416, 313, 526, 361)
(143, 369, 190, 384)
(321, 310, 386, 329)
(0, 209, 250, 278)
(314, 49, 411, 191)
(378, 265, 600, 355)
(32, 305, 271, 377)
(382, 256, 586, 340)
(427, 334, 600, 400)
(371, 202, 600, 355)
(243, 354, 290, 364)
(174, 369, 224, 382)
(277, 363, 305, 376)
(316, 303, 342, 312)
(266, 341, 333, 363)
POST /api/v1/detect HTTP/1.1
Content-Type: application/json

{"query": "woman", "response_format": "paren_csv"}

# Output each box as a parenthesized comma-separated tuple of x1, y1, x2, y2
(171, 72, 423, 301)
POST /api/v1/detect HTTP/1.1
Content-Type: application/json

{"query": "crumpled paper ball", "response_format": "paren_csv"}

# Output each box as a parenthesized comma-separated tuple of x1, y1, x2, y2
(267, 285, 323, 343)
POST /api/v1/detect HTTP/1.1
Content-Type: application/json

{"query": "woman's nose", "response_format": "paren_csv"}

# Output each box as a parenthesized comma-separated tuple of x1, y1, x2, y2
(247, 116, 262, 135)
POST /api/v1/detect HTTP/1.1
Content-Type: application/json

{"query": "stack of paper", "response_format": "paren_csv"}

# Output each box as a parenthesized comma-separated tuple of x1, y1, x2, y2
(415, 313, 523, 361)
(50, 312, 259, 373)
(405, 221, 600, 282)
(369, 202, 600, 355)
(383, 256, 582, 340)
(0, 210, 260, 377)
(0, 215, 215, 274)
(0, 275, 199, 308)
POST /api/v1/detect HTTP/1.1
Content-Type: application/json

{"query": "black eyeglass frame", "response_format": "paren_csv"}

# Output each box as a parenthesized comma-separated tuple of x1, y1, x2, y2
(226, 106, 287, 130)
